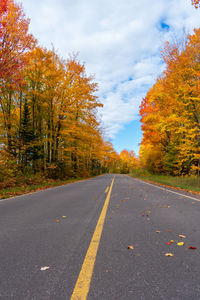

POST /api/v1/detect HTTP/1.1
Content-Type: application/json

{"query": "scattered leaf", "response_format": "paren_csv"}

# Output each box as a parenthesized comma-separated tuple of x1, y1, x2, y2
(40, 266, 50, 271)
(170, 240, 175, 243)
(188, 246, 197, 250)
(56, 220, 61, 223)
(179, 235, 186, 238)
(168, 230, 172, 233)
(177, 242, 184, 246)
(106, 269, 108, 272)
(127, 245, 134, 250)
(62, 216, 67, 219)
(165, 253, 174, 257)
(146, 210, 151, 214)
(165, 242, 171, 245)
(156, 230, 161, 233)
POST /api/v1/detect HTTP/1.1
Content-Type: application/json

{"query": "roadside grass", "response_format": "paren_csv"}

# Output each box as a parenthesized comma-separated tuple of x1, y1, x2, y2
(130, 169, 200, 193)
(0, 177, 87, 200)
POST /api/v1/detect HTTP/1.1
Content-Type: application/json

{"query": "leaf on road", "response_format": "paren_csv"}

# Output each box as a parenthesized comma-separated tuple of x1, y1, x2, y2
(56, 220, 61, 223)
(62, 216, 67, 219)
(146, 210, 151, 214)
(179, 235, 186, 238)
(40, 266, 50, 271)
(170, 240, 175, 243)
(165, 242, 171, 245)
(166, 205, 171, 208)
(188, 246, 197, 250)
(155, 230, 161, 233)
(177, 242, 184, 246)
(168, 230, 172, 232)
(127, 245, 134, 250)
(165, 253, 174, 257)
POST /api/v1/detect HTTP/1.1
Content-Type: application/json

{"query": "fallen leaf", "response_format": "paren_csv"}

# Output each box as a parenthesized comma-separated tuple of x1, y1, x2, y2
(40, 266, 50, 271)
(146, 210, 151, 214)
(165, 242, 171, 245)
(168, 230, 172, 232)
(106, 269, 108, 272)
(165, 253, 174, 257)
(177, 242, 184, 246)
(56, 220, 61, 223)
(141, 214, 145, 217)
(188, 246, 197, 250)
(156, 230, 161, 233)
(127, 245, 134, 250)
(179, 235, 186, 238)
(62, 216, 67, 219)
(170, 240, 175, 243)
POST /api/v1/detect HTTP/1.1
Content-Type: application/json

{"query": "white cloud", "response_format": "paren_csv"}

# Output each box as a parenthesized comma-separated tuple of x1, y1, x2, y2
(20, 0, 200, 138)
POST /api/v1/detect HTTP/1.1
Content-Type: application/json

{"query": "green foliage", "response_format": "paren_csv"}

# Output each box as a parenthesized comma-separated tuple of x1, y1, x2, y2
(131, 171, 200, 192)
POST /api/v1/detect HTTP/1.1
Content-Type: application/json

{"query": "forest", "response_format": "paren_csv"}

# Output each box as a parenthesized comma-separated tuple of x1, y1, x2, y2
(0, 0, 137, 191)
(1, 0, 200, 195)
(140, 27, 200, 176)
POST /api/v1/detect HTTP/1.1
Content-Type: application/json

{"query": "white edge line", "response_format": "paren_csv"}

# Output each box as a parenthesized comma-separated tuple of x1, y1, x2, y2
(131, 177, 200, 202)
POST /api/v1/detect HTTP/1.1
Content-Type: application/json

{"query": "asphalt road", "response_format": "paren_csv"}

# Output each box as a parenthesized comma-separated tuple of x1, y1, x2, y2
(0, 174, 200, 300)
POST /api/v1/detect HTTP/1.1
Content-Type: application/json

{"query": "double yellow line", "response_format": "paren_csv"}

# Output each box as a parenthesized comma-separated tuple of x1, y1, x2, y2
(70, 177, 115, 300)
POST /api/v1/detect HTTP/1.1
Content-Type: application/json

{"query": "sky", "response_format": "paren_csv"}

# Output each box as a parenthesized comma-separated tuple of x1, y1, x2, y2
(20, 0, 200, 155)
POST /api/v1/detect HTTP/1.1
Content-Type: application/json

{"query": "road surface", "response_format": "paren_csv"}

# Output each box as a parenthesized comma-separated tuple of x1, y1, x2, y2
(0, 174, 200, 300)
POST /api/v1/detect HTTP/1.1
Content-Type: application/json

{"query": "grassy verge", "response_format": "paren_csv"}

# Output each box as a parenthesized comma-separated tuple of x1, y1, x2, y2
(0, 177, 89, 200)
(130, 169, 200, 193)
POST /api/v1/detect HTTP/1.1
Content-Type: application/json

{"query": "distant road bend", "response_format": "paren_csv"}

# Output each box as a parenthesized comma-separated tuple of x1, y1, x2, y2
(0, 174, 200, 300)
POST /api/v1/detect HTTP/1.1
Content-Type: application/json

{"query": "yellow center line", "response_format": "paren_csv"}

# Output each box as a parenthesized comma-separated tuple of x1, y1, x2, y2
(104, 186, 109, 193)
(70, 176, 115, 300)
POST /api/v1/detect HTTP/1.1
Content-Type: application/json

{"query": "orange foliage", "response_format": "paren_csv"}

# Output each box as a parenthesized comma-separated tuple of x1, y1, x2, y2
(140, 28, 200, 175)
(192, 0, 200, 8)
(0, 0, 119, 179)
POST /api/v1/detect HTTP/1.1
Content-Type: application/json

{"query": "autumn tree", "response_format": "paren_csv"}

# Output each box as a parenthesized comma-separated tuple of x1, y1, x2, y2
(140, 29, 200, 176)
(192, 0, 200, 8)
(0, 0, 118, 183)
(0, 0, 35, 157)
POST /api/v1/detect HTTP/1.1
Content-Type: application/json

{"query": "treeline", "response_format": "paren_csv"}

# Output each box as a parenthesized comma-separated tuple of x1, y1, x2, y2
(0, 0, 137, 184)
(0, 0, 119, 182)
(140, 28, 200, 175)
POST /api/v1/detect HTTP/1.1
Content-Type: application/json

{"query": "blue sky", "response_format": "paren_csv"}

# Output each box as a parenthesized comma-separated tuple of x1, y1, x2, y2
(20, 0, 200, 155)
